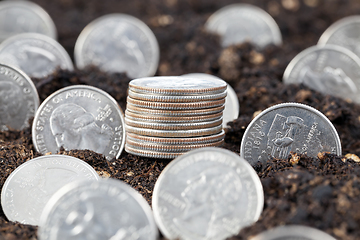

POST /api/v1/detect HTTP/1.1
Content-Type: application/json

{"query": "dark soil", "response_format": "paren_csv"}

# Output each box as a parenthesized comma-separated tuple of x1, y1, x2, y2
(2, 0, 360, 239)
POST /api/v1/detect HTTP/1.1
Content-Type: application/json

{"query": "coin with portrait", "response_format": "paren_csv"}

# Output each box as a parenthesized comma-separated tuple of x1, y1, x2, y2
(32, 85, 126, 160)
(0, 63, 39, 130)
(152, 147, 264, 240)
(1, 155, 99, 226)
(74, 14, 159, 79)
(0, 33, 73, 78)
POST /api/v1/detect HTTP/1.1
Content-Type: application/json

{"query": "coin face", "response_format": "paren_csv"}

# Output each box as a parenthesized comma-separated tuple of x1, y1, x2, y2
(182, 73, 239, 128)
(0, 33, 73, 78)
(0, 1, 56, 42)
(283, 45, 360, 103)
(240, 103, 341, 166)
(74, 14, 159, 79)
(250, 225, 336, 240)
(152, 147, 264, 240)
(205, 3, 282, 48)
(32, 85, 126, 161)
(0, 63, 39, 130)
(38, 178, 158, 240)
(318, 16, 360, 58)
(1, 155, 99, 226)
(129, 76, 227, 95)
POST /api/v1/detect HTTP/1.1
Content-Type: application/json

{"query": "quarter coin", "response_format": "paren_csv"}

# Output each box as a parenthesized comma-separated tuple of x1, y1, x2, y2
(152, 147, 264, 240)
(1, 155, 99, 226)
(250, 225, 336, 240)
(0, 63, 39, 130)
(129, 76, 227, 95)
(38, 178, 158, 240)
(240, 102, 341, 166)
(125, 145, 183, 159)
(283, 45, 360, 103)
(74, 13, 159, 79)
(182, 73, 240, 128)
(0, 1, 56, 41)
(0, 33, 73, 78)
(205, 3, 282, 48)
(318, 15, 360, 58)
(32, 85, 126, 161)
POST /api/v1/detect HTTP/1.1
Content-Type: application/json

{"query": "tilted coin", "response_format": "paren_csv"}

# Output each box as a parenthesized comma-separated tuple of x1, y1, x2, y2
(152, 147, 264, 240)
(125, 117, 222, 130)
(1, 155, 99, 226)
(318, 16, 360, 58)
(38, 178, 158, 240)
(126, 137, 224, 152)
(283, 45, 360, 103)
(0, 1, 56, 42)
(126, 104, 225, 117)
(126, 131, 225, 145)
(0, 33, 73, 78)
(74, 13, 159, 79)
(0, 63, 39, 130)
(250, 225, 336, 240)
(125, 110, 223, 123)
(182, 73, 240, 128)
(205, 3, 282, 48)
(125, 124, 222, 138)
(128, 89, 227, 102)
(129, 76, 227, 95)
(240, 103, 341, 166)
(127, 97, 226, 110)
(32, 85, 126, 161)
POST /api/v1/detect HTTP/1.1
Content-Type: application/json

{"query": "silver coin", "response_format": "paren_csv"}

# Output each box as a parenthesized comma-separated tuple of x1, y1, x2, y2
(205, 3, 282, 48)
(250, 225, 336, 240)
(74, 13, 159, 79)
(129, 76, 227, 95)
(182, 73, 239, 128)
(38, 178, 158, 240)
(240, 103, 341, 166)
(0, 1, 56, 42)
(0, 33, 73, 78)
(0, 63, 39, 130)
(318, 16, 360, 58)
(152, 147, 264, 240)
(32, 85, 126, 161)
(283, 45, 360, 103)
(1, 155, 99, 226)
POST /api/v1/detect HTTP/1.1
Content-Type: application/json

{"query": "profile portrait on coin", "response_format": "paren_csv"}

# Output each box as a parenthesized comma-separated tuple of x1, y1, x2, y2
(173, 166, 242, 238)
(89, 23, 145, 78)
(0, 81, 23, 129)
(50, 103, 113, 153)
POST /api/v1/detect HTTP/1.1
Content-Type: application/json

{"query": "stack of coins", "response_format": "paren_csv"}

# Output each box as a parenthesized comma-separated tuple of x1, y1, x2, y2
(125, 76, 227, 159)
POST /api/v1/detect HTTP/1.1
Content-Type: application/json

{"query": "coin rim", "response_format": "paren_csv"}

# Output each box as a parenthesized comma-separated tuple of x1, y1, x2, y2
(152, 147, 264, 239)
(74, 13, 159, 78)
(126, 104, 225, 116)
(0, 0, 57, 39)
(32, 85, 126, 159)
(240, 102, 342, 163)
(1, 155, 100, 225)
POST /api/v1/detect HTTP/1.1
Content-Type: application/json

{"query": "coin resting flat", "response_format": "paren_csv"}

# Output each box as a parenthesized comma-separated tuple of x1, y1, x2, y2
(32, 85, 126, 161)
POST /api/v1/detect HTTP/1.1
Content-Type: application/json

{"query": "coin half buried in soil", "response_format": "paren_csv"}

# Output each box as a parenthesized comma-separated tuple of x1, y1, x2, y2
(128, 76, 227, 95)
(283, 44, 360, 104)
(38, 178, 158, 240)
(152, 147, 264, 240)
(0, 33, 73, 78)
(240, 102, 342, 166)
(32, 85, 126, 161)
(250, 225, 336, 240)
(205, 3, 282, 48)
(0, 63, 39, 131)
(1, 155, 99, 226)
(0, 0, 57, 42)
(74, 13, 159, 79)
